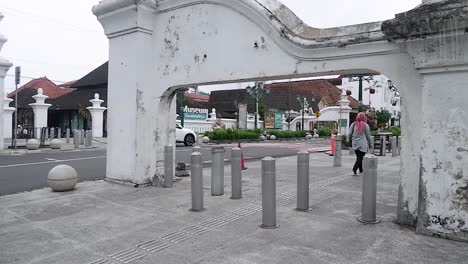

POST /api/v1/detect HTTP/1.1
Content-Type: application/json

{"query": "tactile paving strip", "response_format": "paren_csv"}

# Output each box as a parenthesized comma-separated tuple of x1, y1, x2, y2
(86, 174, 351, 264)
(109, 248, 147, 263)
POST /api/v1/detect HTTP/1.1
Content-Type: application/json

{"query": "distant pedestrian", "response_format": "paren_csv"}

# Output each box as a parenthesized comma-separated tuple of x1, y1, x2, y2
(349, 112, 372, 175)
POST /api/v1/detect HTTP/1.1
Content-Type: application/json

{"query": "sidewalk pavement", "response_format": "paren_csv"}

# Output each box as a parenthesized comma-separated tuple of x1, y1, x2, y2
(1, 153, 467, 264)
(1, 138, 106, 155)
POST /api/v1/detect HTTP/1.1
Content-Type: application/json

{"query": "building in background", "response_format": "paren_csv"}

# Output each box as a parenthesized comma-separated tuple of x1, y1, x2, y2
(339, 74, 401, 126)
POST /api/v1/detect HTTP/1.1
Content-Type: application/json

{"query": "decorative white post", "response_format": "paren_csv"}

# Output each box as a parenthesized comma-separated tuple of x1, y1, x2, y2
(3, 96, 14, 138)
(86, 93, 106, 138)
(0, 12, 13, 150)
(208, 108, 217, 120)
(29, 88, 51, 139)
(338, 89, 352, 136)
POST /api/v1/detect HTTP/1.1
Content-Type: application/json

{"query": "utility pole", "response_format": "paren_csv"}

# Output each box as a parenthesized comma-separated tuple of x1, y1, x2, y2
(297, 96, 310, 131)
(13, 66, 20, 150)
(246, 81, 267, 130)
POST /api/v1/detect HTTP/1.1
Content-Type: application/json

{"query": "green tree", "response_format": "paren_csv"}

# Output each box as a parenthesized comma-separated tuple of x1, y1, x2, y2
(375, 110, 392, 129)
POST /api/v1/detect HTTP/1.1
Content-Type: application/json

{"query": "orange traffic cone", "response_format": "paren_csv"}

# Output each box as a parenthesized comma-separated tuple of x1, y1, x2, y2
(238, 143, 247, 170)
(329, 130, 335, 156)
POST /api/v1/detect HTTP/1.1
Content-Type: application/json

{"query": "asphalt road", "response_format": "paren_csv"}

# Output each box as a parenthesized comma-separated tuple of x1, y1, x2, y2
(0, 140, 329, 196)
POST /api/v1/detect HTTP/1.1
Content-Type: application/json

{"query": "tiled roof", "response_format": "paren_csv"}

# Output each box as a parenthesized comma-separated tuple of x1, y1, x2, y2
(208, 79, 357, 116)
(49, 86, 107, 110)
(72, 62, 108, 88)
(185, 92, 209, 102)
(265, 79, 359, 108)
(8, 77, 76, 108)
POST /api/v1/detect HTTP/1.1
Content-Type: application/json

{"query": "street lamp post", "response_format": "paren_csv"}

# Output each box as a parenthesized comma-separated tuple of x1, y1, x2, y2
(246, 81, 268, 130)
(348, 74, 374, 112)
(296, 96, 310, 131)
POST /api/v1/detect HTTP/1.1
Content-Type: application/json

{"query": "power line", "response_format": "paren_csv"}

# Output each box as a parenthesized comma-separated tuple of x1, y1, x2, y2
(6, 74, 69, 84)
(2, 6, 102, 35)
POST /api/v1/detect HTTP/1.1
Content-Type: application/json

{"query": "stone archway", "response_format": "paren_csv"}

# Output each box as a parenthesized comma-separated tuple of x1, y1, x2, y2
(93, 0, 468, 241)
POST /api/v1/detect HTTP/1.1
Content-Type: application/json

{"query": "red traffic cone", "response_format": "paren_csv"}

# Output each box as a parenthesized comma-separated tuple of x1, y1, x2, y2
(329, 130, 335, 156)
(238, 143, 247, 170)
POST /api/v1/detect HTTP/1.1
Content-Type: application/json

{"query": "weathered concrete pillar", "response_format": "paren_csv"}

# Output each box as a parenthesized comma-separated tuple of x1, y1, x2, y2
(164, 145, 174, 188)
(382, 1, 468, 240)
(29, 88, 51, 139)
(357, 155, 380, 224)
(3, 96, 14, 139)
(333, 135, 342, 167)
(87, 93, 107, 138)
(211, 147, 225, 196)
(296, 151, 310, 211)
(230, 147, 242, 199)
(260, 157, 278, 229)
(370, 136, 375, 155)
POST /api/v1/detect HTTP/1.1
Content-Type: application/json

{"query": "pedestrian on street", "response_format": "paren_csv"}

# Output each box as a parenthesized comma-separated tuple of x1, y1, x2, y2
(349, 112, 372, 176)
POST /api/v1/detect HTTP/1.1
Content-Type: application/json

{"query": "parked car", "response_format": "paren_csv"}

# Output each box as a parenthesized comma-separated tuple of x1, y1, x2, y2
(176, 124, 197, 146)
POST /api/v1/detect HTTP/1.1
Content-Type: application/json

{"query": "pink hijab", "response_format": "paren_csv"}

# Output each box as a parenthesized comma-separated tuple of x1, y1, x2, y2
(354, 112, 367, 134)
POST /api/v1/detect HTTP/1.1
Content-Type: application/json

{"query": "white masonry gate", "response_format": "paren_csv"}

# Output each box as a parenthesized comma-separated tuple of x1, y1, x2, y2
(93, 0, 468, 241)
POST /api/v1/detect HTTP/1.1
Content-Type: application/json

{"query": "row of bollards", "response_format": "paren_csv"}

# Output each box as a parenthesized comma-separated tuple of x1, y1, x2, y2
(72, 129, 93, 148)
(182, 143, 380, 228)
(377, 136, 401, 157)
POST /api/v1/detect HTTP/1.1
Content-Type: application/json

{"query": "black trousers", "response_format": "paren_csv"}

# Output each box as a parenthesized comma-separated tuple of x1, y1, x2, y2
(353, 150, 366, 173)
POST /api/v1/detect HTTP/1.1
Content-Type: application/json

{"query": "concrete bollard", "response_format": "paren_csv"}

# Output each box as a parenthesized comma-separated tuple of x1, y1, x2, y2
(57, 128, 62, 139)
(74, 130, 79, 148)
(84, 131, 90, 147)
(230, 147, 242, 199)
(66, 128, 70, 143)
(190, 152, 205, 212)
(211, 147, 225, 196)
(357, 155, 380, 224)
(87, 130, 93, 147)
(192, 146, 201, 153)
(260, 157, 278, 229)
(50, 127, 55, 139)
(164, 145, 174, 188)
(379, 136, 386, 156)
(398, 136, 401, 156)
(296, 151, 310, 211)
(333, 135, 342, 167)
(80, 129, 85, 145)
(45, 128, 49, 141)
(391, 136, 397, 157)
(370, 136, 375, 155)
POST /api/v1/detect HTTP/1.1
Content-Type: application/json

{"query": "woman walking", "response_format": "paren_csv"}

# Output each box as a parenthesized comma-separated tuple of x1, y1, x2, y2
(349, 112, 372, 175)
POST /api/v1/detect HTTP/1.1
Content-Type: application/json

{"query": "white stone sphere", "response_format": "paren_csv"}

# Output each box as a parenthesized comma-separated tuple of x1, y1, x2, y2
(50, 139, 62, 149)
(26, 139, 40, 150)
(260, 135, 266, 141)
(313, 134, 319, 138)
(270, 135, 277, 140)
(202, 136, 210, 143)
(47, 165, 78, 192)
(306, 134, 313, 140)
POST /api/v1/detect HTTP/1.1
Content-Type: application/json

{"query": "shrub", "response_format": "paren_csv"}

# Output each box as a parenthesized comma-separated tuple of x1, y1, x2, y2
(204, 129, 261, 140)
(318, 128, 337, 137)
(267, 130, 307, 138)
(389, 126, 401, 136)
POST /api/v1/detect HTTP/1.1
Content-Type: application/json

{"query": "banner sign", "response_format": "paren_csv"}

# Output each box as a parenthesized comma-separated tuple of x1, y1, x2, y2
(184, 106, 208, 120)
(265, 112, 275, 129)
(274, 113, 283, 129)
(339, 119, 348, 127)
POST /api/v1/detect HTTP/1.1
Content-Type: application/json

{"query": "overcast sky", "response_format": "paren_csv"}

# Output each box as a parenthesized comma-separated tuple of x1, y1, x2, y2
(0, 0, 420, 93)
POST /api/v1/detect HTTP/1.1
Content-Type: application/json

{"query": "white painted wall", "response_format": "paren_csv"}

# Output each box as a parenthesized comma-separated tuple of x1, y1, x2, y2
(93, 0, 468, 240)
(3, 97, 14, 138)
(0, 12, 13, 150)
